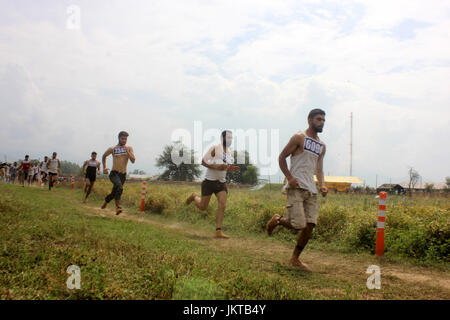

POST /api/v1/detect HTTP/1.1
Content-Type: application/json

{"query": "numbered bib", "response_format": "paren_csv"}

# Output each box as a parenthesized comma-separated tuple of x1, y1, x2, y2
(303, 137, 323, 157)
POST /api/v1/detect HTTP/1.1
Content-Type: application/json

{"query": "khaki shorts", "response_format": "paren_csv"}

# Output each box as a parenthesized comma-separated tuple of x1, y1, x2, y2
(286, 188, 319, 229)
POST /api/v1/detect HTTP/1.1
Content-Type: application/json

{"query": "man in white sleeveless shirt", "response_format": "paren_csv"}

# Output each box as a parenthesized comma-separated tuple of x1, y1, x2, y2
(186, 130, 240, 239)
(40, 156, 49, 185)
(266, 109, 328, 271)
(47, 152, 61, 191)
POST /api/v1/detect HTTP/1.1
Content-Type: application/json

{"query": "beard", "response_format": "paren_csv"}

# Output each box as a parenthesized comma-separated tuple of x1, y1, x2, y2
(312, 125, 323, 133)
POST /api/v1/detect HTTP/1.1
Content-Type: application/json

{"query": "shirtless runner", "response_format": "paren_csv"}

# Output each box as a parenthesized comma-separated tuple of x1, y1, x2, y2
(101, 131, 136, 215)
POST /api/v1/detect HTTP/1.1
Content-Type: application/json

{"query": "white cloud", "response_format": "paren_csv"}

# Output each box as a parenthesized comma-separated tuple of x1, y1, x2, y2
(1, 0, 449, 185)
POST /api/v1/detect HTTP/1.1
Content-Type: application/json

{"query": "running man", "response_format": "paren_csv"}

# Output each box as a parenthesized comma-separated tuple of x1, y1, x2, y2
(186, 130, 240, 239)
(82, 152, 101, 203)
(32, 162, 40, 185)
(101, 131, 135, 215)
(47, 152, 61, 190)
(10, 162, 18, 184)
(40, 156, 49, 185)
(266, 109, 328, 272)
(18, 155, 31, 187)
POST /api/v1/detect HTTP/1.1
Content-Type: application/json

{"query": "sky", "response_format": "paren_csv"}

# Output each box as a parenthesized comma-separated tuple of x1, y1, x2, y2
(1, 0, 449, 186)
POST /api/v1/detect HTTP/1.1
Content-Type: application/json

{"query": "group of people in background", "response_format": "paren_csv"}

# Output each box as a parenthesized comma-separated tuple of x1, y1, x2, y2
(0, 153, 61, 189)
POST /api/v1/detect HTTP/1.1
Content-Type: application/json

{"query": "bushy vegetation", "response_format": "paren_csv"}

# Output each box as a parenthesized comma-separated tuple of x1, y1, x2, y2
(84, 180, 449, 262)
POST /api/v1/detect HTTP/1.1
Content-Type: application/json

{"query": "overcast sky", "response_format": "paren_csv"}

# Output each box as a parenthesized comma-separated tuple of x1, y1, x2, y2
(1, 0, 449, 186)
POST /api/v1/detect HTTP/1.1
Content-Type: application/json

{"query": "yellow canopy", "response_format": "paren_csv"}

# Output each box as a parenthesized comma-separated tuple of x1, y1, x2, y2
(282, 176, 363, 192)
(315, 176, 363, 192)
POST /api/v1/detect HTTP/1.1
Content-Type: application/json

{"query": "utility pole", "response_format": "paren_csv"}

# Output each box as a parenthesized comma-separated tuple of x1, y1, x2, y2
(350, 112, 353, 177)
(376, 174, 378, 189)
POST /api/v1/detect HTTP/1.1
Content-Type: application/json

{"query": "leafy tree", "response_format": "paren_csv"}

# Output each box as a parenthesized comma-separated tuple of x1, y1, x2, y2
(131, 169, 146, 175)
(445, 177, 450, 190)
(60, 160, 82, 176)
(226, 150, 259, 185)
(156, 141, 201, 181)
(424, 183, 434, 193)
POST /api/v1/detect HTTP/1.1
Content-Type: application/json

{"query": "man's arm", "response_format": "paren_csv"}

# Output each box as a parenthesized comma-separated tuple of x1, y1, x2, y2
(82, 160, 88, 174)
(279, 133, 303, 187)
(126, 146, 136, 164)
(102, 147, 113, 173)
(316, 144, 327, 197)
(202, 145, 227, 171)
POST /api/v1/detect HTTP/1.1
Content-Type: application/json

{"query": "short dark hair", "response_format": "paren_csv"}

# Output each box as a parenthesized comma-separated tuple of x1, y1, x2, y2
(221, 130, 232, 138)
(308, 108, 326, 120)
(118, 131, 129, 138)
(91, 151, 97, 155)
(25, 155, 29, 158)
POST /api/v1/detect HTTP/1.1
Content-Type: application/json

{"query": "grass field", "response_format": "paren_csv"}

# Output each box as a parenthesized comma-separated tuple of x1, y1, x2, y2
(0, 181, 449, 300)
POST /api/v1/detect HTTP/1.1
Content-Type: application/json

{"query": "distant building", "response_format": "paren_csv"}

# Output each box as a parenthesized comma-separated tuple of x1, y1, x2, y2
(399, 181, 448, 193)
(376, 184, 405, 195)
(127, 174, 156, 180)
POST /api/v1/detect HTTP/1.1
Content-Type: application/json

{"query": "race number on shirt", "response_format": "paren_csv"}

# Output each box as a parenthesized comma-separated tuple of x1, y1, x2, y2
(303, 137, 323, 157)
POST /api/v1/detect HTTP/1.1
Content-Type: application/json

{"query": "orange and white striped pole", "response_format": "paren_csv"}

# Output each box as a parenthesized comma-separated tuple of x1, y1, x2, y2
(140, 180, 147, 212)
(376, 191, 387, 257)
(71, 174, 75, 190)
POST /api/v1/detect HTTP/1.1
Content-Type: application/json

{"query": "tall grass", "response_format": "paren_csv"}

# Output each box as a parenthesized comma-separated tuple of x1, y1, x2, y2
(73, 179, 450, 262)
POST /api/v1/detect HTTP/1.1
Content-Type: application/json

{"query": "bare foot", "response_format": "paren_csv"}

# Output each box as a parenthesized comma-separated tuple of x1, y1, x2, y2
(83, 198, 87, 203)
(289, 257, 312, 272)
(116, 207, 123, 215)
(266, 214, 281, 236)
(186, 192, 197, 205)
(101, 202, 107, 209)
(215, 230, 230, 239)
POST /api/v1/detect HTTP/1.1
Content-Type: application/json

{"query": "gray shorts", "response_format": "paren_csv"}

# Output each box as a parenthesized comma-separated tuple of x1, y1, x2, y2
(286, 188, 319, 229)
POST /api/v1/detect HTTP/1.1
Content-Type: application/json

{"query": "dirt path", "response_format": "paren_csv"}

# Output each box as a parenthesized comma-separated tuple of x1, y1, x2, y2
(74, 197, 449, 299)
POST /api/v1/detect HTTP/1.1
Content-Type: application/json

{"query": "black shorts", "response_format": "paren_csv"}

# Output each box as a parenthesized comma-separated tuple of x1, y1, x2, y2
(201, 179, 228, 196)
(48, 172, 57, 177)
(85, 173, 96, 182)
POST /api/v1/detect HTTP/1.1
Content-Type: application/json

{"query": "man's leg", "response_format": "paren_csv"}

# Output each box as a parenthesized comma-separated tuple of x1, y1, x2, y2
(86, 181, 94, 199)
(215, 190, 229, 239)
(289, 223, 315, 271)
(188, 193, 212, 211)
(103, 172, 120, 209)
(186, 180, 212, 210)
(114, 173, 126, 214)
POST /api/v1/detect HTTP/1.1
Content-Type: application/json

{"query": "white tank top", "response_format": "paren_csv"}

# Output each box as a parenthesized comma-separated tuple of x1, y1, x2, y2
(41, 161, 48, 172)
(48, 158, 59, 173)
(284, 132, 324, 194)
(204, 144, 234, 183)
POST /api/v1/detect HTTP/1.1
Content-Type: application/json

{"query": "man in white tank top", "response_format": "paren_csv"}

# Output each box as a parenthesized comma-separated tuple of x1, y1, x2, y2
(185, 130, 240, 239)
(47, 152, 61, 190)
(266, 109, 328, 272)
(40, 156, 49, 185)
